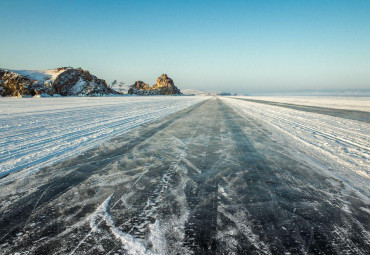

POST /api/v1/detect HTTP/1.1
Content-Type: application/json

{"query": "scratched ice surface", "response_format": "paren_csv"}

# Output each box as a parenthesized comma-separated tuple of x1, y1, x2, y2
(0, 97, 369, 254)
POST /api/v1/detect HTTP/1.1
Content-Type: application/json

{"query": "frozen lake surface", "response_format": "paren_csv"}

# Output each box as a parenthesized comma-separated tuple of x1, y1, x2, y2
(0, 97, 369, 254)
(236, 96, 370, 112)
(0, 96, 206, 179)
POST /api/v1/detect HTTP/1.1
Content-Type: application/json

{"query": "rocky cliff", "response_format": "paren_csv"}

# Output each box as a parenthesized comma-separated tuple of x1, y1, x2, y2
(0, 69, 36, 97)
(53, 68, 117, 96)
(0, 67, 118, 97)
(128, 74, 182, 95)
(127, 81, 151, 95)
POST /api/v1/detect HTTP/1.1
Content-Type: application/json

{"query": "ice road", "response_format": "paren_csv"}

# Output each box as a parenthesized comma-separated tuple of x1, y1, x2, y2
(0, 97, 369, 254)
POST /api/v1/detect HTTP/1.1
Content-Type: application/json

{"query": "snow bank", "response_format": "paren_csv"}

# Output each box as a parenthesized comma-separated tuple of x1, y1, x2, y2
(0, 96, 206, 179)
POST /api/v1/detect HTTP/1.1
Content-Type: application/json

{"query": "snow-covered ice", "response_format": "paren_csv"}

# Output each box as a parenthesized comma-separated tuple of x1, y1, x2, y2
(222, 97, 370, 199)
(0, 96, 206, 179)
(234, 96, 370, 112)
(1, 97, 369, 254)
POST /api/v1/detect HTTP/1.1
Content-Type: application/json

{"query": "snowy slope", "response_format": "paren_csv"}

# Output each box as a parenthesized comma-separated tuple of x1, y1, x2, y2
(0, 96, 206, 179)
(10, 69, 66, 85)
(222, 97, 370, 198)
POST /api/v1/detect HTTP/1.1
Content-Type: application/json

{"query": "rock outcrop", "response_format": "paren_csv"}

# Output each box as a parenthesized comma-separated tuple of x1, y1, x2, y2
(53, 68, 117, 96)
(0, 67, 118, 97)
(152, 74, 181, 94)
(127, 81, 151, 95)
(128, 74, 182, 95)
(0, 69, 34, 97)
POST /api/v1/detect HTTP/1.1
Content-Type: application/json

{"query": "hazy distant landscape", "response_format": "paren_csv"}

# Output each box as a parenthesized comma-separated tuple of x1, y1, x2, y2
(1, 0, 369, 254)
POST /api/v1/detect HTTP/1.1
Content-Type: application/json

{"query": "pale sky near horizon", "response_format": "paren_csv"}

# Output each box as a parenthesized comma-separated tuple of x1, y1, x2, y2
(1, 0, 369, 93)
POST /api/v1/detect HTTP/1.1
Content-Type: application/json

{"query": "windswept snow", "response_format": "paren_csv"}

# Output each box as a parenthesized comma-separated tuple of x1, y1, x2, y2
(1, 97, 369, 254)
(233, 96, 370, 112)
(222, 97, 370, 198)
(0, 96, 206, 179)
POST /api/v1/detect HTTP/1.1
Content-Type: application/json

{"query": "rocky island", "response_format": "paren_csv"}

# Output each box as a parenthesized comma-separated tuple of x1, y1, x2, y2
(128, 74, 182, 95)
(0, 69, 183, 97)
(0, 67, 118, 97)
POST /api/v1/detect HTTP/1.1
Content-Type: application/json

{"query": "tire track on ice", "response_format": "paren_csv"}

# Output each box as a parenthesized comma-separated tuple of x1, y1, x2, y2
(232, 98, 370, 151)
(0, 100, 208, 243)
(67, 101, 206, 255)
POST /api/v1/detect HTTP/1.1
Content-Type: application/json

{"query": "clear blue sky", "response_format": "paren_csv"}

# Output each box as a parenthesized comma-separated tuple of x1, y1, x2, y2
(1, 0, 369, 93)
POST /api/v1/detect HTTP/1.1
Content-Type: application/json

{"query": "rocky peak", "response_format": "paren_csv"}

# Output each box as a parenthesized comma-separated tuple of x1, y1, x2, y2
(128, 74, 181, 95)
(153, 74, 173, 88)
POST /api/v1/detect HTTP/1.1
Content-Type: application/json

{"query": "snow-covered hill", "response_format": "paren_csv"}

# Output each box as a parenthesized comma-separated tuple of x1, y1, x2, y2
(0, 67, 118, 97)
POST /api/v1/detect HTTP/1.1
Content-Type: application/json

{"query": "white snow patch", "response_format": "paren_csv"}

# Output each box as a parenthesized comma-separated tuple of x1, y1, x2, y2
(71, 77, 86, 94)
(69, 194, 152, 255)
(10, 69, 66, 84)
(147, 220, 168, 255)
(98, 196, 151, 255)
